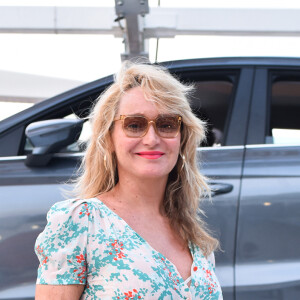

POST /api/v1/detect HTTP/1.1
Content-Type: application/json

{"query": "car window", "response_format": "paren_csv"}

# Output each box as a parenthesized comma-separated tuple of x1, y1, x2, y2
(267, 78, 300, 145)
(192, 80, 234, 147)
(65, 79, 235, 151)
(24, 72, 237, 154)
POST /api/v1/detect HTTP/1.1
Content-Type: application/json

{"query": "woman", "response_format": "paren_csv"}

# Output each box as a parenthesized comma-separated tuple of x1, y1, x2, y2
(35, 62, 223, 299)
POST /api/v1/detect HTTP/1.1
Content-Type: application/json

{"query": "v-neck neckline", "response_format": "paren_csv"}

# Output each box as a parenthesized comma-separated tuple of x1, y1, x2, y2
(92, 197, 195, 287)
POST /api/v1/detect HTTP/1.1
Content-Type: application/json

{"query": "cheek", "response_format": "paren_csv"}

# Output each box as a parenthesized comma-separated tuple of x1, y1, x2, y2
(172, 142, 181, 156)
(111, 132, 139, 159)
(168, 137, 181, 160)
(173, 135, 181, 153)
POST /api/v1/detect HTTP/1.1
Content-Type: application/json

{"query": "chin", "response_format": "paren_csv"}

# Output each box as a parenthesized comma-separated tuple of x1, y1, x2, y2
(135, 167, 172, 179)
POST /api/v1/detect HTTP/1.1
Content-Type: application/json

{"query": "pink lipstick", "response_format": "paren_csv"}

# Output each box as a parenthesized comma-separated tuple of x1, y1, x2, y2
(136, 151, 165, 159)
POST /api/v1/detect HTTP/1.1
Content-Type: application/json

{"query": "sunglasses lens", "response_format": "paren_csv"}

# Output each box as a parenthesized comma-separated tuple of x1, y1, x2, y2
(123, 116, 148, 137)
(121, 115, 181, 138)
(156, 116, 180, 138)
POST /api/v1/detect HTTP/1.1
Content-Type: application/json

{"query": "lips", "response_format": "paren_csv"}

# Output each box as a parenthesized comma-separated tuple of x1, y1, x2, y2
(136, 151, 165, 159)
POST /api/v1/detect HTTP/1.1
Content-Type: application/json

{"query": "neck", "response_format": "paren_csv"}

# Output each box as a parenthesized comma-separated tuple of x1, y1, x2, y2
(112, 174, 168, 215)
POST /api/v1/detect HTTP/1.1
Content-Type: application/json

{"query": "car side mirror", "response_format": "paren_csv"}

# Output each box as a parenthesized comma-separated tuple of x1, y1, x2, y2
(25, 118, 84, 167)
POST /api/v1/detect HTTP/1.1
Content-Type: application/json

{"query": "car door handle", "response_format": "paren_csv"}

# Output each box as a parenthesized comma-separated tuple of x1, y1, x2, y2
(209, 182, 233, 196)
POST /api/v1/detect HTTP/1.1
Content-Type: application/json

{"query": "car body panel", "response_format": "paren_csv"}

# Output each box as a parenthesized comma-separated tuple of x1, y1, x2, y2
(199, 146, 245, 299)
(0, 154, 80, 298)
(236, 65, 300, 299)
(236, 144, 300, 299)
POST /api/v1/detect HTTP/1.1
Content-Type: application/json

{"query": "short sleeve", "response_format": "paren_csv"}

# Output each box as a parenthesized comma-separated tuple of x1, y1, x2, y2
(35, 199, 93, 285)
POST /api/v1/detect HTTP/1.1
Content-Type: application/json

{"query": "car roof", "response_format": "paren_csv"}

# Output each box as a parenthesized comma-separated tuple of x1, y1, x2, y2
(162, 56, 300, 69)
(1, 56, 300, 133)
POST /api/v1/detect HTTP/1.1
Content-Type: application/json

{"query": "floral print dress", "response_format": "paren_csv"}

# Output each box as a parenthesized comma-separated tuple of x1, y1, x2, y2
(35, 198, 223, 299)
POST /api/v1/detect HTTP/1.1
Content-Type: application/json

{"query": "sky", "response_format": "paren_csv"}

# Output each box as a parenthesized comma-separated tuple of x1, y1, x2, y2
(1, 0, 300, 119)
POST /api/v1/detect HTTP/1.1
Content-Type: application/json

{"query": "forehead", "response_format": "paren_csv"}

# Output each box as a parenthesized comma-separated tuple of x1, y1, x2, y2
(118, 87, 168, 116)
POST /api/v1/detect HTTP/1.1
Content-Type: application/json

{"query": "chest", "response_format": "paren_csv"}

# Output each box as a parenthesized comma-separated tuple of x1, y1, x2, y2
(98, 199, 193, 280)
(86, 201, 223, 299)
(123, 214, 194, 281)
(86, 211, 223, 299)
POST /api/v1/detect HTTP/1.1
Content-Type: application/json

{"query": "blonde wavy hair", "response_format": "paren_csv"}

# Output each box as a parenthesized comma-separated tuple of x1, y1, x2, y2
(74, 61, 219, 256)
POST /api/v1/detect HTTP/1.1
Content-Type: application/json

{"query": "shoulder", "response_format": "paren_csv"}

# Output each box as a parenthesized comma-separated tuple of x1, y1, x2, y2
(35, 198, 113, 285)
(46, 197, 104, 222)
(48, 197, 98, 213)
(35, 198, 97, 285)
(36, 198, 105, 247)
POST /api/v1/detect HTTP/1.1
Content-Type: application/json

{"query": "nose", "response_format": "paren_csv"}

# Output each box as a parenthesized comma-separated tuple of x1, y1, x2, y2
(142, 122, 160, 146)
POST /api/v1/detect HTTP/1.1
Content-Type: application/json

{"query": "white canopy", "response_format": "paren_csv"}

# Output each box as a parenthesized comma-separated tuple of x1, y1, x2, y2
(0, 70, 84, 121)
(0, 69, 84, 103)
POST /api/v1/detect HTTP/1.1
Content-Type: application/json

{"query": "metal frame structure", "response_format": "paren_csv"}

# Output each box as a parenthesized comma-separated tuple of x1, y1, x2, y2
(1, 1, 300, 61)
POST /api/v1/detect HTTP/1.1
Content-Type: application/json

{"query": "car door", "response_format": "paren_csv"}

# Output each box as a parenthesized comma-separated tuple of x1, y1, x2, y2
(236, 67, 300, 299)
(175, 66, 254, 300)
(0, 154, 82, 299)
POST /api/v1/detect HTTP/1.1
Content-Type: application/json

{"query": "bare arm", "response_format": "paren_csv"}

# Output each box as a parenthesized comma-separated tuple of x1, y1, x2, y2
(35, 284, 84, 300)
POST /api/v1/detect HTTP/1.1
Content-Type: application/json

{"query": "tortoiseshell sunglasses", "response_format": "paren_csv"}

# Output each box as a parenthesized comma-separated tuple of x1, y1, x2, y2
(114, 114, 182, 138)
